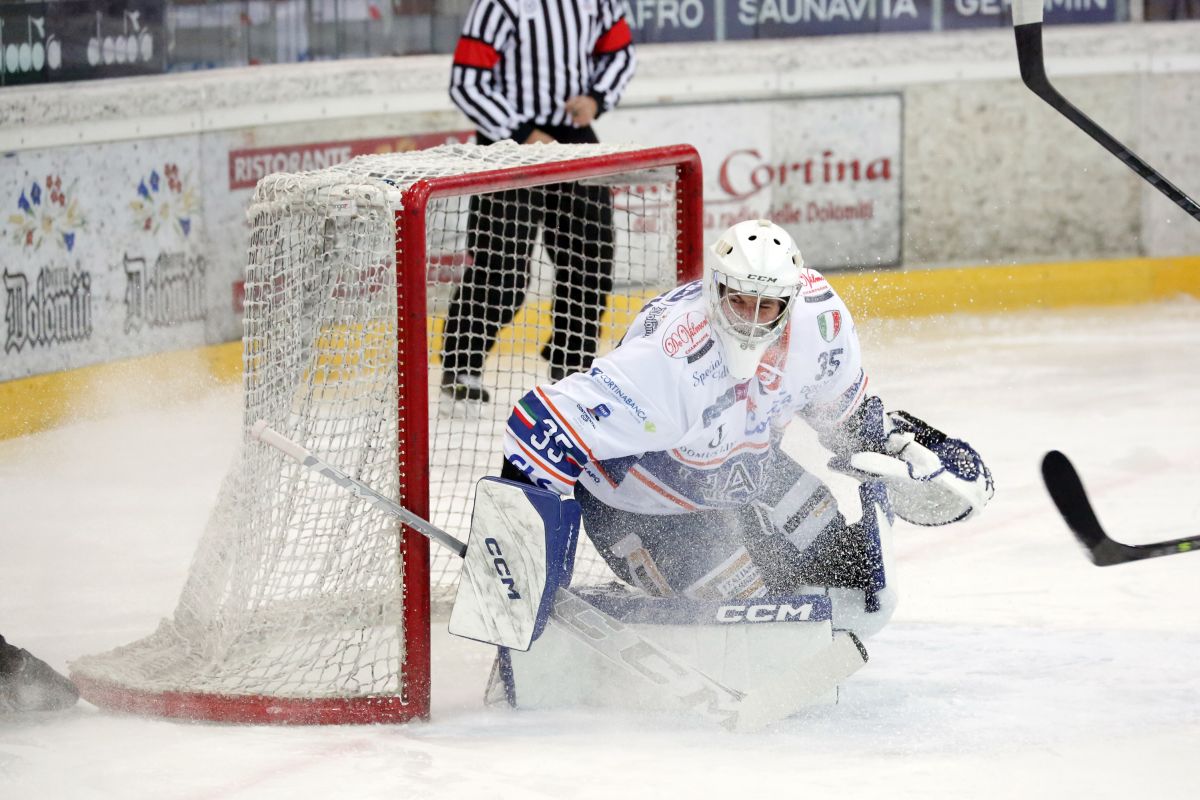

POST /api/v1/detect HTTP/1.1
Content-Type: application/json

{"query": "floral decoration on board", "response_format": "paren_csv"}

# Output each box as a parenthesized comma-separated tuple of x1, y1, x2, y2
(9, 175, 86, 252)
(131, 163, 197, 238)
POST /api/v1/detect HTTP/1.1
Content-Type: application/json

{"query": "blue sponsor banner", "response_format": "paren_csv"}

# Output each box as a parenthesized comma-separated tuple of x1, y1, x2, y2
(1041, 0, 1125, 24)
(944, 0, 1124, 29)
(626, 0, 1123, 41)
(626, 0, 935, 43)
(726, 0, 934, 37)
(626, 0, 719, 43)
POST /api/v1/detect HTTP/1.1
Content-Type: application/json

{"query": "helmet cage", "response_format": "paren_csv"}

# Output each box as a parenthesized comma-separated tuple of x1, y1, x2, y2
(711, 271, 795, 347)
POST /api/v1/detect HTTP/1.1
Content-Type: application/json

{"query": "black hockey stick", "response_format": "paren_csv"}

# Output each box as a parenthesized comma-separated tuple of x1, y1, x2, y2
(1041, 450, 1199, 566)
(1011, 0, 1200, 222)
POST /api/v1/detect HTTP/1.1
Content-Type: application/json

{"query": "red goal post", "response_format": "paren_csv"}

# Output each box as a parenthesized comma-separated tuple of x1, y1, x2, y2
(70, 142, 704, 725)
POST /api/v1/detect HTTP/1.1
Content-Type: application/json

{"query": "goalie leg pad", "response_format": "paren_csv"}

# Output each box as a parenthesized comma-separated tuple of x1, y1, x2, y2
(449, 477, 580, 651)
(488, 588, 867, 719)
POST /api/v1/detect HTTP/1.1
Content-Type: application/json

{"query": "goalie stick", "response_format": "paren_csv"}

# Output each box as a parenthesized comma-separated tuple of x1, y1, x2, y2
(1041, 450, 1200, 566)
(249, 421, 764, 731)
(1011, 0, 1200, 222)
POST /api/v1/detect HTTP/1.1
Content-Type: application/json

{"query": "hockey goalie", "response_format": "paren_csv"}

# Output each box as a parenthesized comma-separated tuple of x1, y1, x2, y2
(455, 218, 994, 720)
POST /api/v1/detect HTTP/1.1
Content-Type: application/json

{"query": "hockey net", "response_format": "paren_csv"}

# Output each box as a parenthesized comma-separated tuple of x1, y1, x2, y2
(70, 142, 703, 723)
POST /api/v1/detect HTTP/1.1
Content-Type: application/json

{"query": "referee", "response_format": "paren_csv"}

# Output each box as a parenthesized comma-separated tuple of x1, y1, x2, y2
(443, 0, 637, 402)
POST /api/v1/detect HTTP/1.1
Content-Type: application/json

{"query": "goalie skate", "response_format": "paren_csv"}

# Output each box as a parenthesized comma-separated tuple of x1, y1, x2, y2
(0, 636, 79, 714)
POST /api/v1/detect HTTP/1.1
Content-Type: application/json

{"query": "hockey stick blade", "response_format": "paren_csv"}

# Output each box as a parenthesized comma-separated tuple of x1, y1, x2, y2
(1041, 450, 1200, 566)
(250, 421, 758, 730)
(1011, 1, 1200, 222)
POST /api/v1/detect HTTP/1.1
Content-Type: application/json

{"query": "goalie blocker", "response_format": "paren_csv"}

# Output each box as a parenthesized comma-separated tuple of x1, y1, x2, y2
(449, 478, 580, 650)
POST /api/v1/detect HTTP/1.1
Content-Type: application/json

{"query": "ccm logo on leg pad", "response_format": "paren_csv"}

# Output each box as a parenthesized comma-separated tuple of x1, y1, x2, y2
(485, 537, 521, 600)
(715, 602, 819, 623)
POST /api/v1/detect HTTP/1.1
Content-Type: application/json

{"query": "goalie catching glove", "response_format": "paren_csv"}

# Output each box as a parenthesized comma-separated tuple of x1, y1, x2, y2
(829, 398, 993, 526)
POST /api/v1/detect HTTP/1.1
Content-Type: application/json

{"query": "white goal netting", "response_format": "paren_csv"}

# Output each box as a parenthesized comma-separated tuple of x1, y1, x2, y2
(70, 142, 697, 722)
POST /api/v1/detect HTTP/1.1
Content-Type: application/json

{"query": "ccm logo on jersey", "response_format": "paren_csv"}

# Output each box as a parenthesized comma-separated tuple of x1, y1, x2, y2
(715, 602, 814, 623)
(484, 537, 521, 600)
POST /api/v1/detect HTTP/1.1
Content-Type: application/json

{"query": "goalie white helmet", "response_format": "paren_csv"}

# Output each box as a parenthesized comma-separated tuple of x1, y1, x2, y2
(704, 219, 805, 380)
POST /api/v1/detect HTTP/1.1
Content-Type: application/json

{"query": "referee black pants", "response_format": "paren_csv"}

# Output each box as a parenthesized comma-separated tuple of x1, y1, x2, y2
(441, 125, 616, 380)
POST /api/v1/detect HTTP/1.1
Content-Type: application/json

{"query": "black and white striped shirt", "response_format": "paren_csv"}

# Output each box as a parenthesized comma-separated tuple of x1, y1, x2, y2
(449, 0, 637, 143)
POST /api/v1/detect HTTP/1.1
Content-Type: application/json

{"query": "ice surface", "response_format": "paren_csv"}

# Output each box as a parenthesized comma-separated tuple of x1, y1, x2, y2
(2, 302, 1199, 799)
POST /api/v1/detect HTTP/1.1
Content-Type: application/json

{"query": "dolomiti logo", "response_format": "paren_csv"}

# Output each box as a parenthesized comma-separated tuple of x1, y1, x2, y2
(123, 252, 206, 332)
(816, 310, 841, 342)
(661, 311, 710, 358)
(3, 266, 93, 353)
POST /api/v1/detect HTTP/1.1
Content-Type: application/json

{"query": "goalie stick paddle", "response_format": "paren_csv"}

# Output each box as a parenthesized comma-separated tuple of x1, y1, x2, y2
(1041, 450, 1200, 566)
(249, 421, 759, 731)
(1010, 0, 1200, 223)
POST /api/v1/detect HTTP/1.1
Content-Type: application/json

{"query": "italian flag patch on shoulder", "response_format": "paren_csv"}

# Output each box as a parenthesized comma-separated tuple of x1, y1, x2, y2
(514, 398, 538, 428)
(817, 310, 842, 342)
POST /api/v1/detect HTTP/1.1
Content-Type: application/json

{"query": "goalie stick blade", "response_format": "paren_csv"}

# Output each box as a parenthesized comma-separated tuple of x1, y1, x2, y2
(1041, 450, 1200, 567)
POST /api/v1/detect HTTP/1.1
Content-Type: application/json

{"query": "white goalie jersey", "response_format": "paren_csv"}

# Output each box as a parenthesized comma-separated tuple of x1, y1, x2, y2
(503, 274, 869, 515)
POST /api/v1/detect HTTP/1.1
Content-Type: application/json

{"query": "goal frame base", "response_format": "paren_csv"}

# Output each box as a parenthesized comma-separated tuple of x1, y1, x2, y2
(72, 674, 429, 725)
